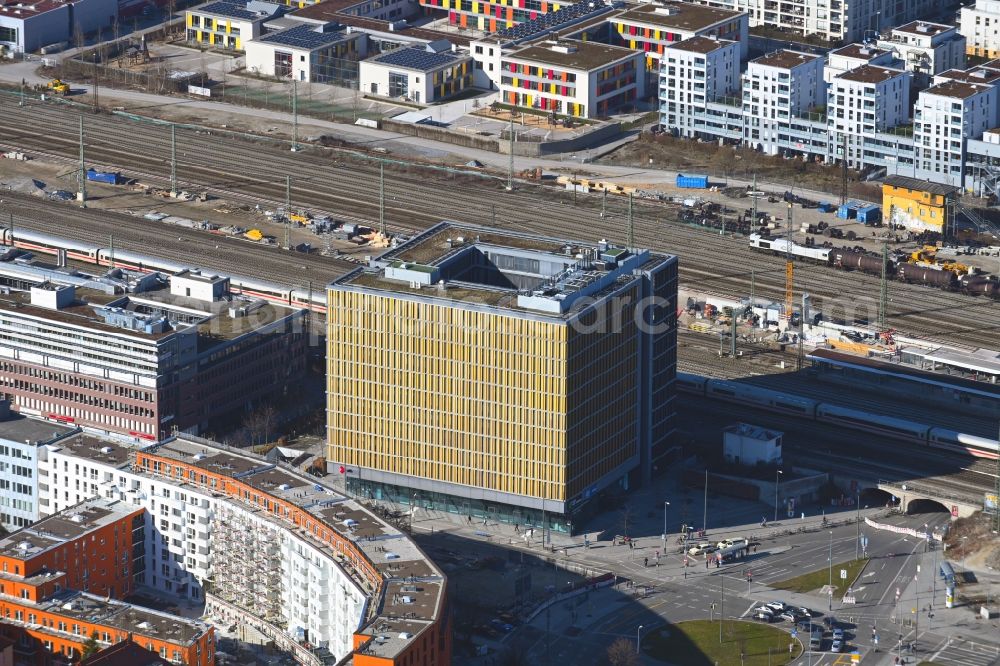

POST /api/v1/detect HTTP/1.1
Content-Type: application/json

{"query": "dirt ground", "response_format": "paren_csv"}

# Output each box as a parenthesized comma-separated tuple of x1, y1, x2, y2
(944, 513, 1000, 572)
(0, 155, 372, 259)
(599, 133, 882, 201)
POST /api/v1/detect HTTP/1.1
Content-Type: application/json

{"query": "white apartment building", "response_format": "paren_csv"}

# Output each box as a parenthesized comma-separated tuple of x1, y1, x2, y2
(876, 22, 967, 88)
(913, 79, 998, 184)
(660, 35, 741, 138)
(38, 434, 215, 603)
(743, 50, 825, 155)
(824, 43, 895, 84)
(0, 407, 76, 530)
(690, 0, 936, 43)
(961, 0, 1000, 59)
(828, 65, 911, 169)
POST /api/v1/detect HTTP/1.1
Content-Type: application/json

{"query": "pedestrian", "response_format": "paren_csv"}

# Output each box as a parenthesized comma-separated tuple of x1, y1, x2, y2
(754, 545, 757, 554)
(514, 523, 520, 534)
(706, 559, 709, 570)
(644, 556, 648, 567)
(467, 515, 472, 524)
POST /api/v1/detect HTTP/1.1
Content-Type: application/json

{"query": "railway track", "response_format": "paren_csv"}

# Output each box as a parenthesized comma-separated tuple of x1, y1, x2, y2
(1, 95, 998, 348)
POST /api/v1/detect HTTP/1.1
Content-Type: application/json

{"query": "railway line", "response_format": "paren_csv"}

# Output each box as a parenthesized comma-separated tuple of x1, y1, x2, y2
(1, 95, 998, 348)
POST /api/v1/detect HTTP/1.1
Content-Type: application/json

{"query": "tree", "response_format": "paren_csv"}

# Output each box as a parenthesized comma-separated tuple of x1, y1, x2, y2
(259, 404, 279, 444)
(242, 410, 266, 447)
(606, 637, 639, 666)
(81, 631, 100, 658)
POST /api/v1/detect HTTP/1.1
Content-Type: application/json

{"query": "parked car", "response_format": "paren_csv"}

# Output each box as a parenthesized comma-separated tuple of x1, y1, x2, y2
(779, 611, 797, 622)
(831, 639, 843, 653)
(832, 628, 844, 641)
(753, 611, 774, 622)
(765, 601, 787, 612)
(688, 543, 718, 556)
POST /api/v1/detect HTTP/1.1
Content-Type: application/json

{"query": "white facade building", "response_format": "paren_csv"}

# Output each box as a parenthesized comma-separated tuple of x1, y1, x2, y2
(243, 23, 367, 83)
(743, 50, 825, 155)
(722, 422, 782, 466)
(690, 0, 936, 43)
(828, 65, 911, 169)
(360, 45, 473, 103)
(660, 35, 740, 138)
(913, 79, 998, 184)
(824, 43, 895, 84)
(960, 0, 1000, 59)
(876, 22, 967, 88)
(0, 408, 76, 530)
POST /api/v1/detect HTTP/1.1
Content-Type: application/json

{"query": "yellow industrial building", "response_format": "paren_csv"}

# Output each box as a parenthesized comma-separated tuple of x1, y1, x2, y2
(327, 223, 678, 532)
(882, 175, 960, 233)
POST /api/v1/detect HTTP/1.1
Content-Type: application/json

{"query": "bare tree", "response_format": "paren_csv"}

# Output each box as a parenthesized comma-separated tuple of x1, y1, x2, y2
(242, 410, 266, 447)
(619, 504, 634, 539)
(259, 404, 279, 444)
(606, 638, 640, 666)
(73, 22, 85, 51)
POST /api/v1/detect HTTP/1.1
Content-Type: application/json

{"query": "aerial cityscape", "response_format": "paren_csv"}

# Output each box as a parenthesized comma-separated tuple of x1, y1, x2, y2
(0, 0, 998, 663)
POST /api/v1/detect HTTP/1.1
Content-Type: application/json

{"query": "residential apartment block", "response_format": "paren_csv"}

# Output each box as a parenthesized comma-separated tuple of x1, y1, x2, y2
(0, 269, 306, 443)
(0, 407, 76, 531)
(961, 0, 1000, 58)
(660, 36, 741, 137)
(185, 0, 285, 50)
(9, 420, 451, 666)
(608, 1, 748, 75)
(912, 79, 998, 184)
(743, 50, 825, 155)
(690, 0, 937, 43)
(327, 222, 678, 532)
(828, 65, 912, 169)
(875, 21, 966, 88)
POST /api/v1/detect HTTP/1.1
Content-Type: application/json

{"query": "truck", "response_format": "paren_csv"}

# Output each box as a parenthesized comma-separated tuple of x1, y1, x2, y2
(47, 79, 69, 95)
(676, 174, 709, 189)
(86, 169, 125, 185)
(715, 538, 749, 562)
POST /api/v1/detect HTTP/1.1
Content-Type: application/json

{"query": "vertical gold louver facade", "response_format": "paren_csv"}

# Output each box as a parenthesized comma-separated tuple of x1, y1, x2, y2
(328, 289, 577, 503)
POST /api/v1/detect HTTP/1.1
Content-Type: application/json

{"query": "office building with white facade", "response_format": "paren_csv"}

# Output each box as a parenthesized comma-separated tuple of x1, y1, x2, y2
(689, 0, 936, 43)
(743, 50, 825, 155)
(961, 0, 1000, 59)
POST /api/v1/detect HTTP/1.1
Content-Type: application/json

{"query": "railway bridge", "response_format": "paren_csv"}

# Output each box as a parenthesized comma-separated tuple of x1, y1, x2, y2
(877, 480, 983, 519)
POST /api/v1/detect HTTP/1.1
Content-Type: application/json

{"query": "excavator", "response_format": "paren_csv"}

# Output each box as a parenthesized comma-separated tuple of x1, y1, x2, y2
(46, 79, 69, 95)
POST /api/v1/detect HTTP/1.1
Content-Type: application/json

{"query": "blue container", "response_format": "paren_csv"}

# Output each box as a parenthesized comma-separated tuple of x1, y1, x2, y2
(86, 169, 123, 185)
(817, 202, 834, 213)
(857, 205, 881, 224)
(676, 174, 709, 189)
(836, 203, 857, 219)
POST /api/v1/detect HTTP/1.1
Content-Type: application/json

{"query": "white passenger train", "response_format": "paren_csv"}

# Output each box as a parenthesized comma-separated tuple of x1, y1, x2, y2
(678, 372, 1000, 459)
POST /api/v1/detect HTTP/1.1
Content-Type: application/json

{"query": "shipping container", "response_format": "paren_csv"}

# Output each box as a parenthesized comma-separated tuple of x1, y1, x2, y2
(676, 174, 709, 189)
(856, 205, 881, 224)
(86, 169, 124, 185)
(836, 202, 857, 219)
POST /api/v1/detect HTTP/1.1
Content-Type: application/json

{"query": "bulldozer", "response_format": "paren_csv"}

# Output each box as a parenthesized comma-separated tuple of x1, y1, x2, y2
(47, 79, 69, 95)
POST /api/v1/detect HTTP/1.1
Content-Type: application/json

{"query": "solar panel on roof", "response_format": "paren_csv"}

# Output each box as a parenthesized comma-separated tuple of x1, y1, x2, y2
(261, 23, 346, 49)
(373, 47, 459, 70)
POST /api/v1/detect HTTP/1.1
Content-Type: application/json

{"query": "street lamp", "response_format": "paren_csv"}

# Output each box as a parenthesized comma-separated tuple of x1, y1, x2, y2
(773, 469, 783, 523)
(636, 625, 644, 654)
(828, 530, 834, 611)
(663, 500, 671, 544)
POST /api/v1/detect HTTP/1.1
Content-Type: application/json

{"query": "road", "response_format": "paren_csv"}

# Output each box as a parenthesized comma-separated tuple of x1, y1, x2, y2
(1, 94, 999, 349)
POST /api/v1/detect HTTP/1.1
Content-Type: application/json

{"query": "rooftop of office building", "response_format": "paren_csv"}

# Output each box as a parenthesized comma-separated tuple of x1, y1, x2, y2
(0, 271, 298, 344)
(892, 20, 954, 37)
(612, 1, 742, 31)
(331, 222, 674, 317)
(938, 66, 1000, 85)
(0, 497, 139, 561)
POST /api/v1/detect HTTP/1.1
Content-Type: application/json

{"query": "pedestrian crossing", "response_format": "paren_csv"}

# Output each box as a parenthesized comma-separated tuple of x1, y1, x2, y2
(926, 637, 1000, 666)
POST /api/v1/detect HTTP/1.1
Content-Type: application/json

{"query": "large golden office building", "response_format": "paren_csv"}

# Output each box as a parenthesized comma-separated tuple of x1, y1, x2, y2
(327, 223, 678, 532)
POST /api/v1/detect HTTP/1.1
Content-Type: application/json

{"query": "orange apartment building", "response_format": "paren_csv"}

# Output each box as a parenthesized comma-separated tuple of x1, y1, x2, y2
(0, 497, 214, 666)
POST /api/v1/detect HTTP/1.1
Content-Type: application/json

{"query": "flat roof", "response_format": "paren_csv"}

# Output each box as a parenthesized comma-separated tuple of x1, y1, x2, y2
(258, 23, 352, 49)
(893, 20, 953, 37)
(830, 43, 889, 60)
(44, 591, 211, 646)
(882, 175, 960, 195)
(290, 5, 472, 46)
(938, 67, 1000, 85)
(922, 79, 993, 99)
(0, 415, 75, 446)
(837, 64, 905, 84)
(332, 222, 674, 319)
(80, 640, 172, 665)
(191, 0, 279, 20)
(141, 434, 446, 661)
(612, 2, 742, 32)
(46, 431, 138, 468)
(507, 40, 638, 71)
(751, 49, 821, 69)
(0, 498, 138, 561)
(0, 0, 84, 18)
(366, 47, 465, 72)
(666, 35, 735, 54)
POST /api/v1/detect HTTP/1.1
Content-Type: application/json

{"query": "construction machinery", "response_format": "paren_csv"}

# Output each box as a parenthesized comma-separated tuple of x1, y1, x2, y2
(907, 245, 969, 275)
(47, 79, 69, 95)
